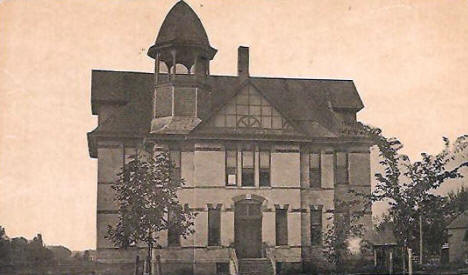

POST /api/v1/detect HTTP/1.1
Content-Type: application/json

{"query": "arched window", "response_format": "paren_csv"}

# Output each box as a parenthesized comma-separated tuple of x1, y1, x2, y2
(170, 63, 189, 74)
(159, 62, 169, 73)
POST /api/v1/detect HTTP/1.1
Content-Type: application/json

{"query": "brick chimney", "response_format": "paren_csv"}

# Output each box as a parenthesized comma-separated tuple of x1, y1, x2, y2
(238, 46, 249, 81)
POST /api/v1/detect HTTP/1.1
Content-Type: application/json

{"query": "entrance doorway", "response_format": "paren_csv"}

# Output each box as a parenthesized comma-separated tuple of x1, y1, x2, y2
(234, 200, 262, 258)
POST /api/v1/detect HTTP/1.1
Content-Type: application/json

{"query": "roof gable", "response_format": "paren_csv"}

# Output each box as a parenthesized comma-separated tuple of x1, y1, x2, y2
(88, 70, 368, 157)
(194, 82, 305, 136)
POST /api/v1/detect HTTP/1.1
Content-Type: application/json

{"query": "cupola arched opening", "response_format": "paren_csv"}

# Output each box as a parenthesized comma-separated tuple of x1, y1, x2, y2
(170, 63, 190, 75)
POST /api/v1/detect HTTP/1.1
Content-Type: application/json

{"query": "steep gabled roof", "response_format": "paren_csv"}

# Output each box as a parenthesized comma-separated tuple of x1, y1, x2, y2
(88, 70, 366, 156)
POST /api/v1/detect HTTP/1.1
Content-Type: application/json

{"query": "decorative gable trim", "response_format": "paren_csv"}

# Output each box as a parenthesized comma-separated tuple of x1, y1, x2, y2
(193, 80, 307, 136)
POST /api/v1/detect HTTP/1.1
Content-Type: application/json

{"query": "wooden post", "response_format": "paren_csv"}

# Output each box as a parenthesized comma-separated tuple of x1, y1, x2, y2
(135, 255, 140, 275)
(408, 248, 413, 275)
(155, 255, 162, 275)
(154, 53, 160, 87)
(171, 50, 176, 80)
(389, 250, 393, 275)
(419, 214, 423, 265)
(402, 246, 406, 274)
(373, 248, 377, 267)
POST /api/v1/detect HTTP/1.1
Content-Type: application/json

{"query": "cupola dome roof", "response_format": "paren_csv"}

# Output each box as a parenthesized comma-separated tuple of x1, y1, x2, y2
(153, 1, 210, 46)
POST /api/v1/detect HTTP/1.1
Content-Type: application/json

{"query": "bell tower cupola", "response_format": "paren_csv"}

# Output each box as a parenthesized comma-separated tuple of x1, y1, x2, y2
(147, 0, 217, 134)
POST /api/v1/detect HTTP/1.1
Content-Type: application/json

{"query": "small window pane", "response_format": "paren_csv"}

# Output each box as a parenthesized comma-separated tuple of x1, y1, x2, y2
(272, 117, 282, 129)
(310, 210, 322, 225)
(237, 105, 249, 115)
(309, 153, 320, 169)
(242, 151, 254, 168)
(242, 169, 255, 186)
(226, 151, 237, 167)
(226, 115, 236, 127)
(262, 117, 272, 128)
(335, 168, 348, 184)
(225, 104, 236, 114)
(227, 174, 237, 186)
(309, 170, 321, 188)
(260, 170, 270, 187)
(336, 152, 347, 168)
(214, 115, 225, 127)
(250, 106, 261, 115)
(260, 151, 270, 168)
(237, 95, 249, 105)
(262, 106, 271, 116)
(250, 94, 261, 105)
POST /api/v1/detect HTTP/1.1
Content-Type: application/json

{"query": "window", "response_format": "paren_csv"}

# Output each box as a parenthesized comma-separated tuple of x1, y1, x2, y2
(259, 150, 271, 187)
(211, 87, 292, 129)
(241, 150, 255, 186)
(208, 208, 221, 246)
(310, 207, 322, 246)
(309, 153, 321, 188)
(167, 208, 180, 247)
(225, 150, 237, 186)
(335, 152, 348, 185)
(170, 150, 181, 182)
(275, 209, 288, 246)
(335, 211, 350, 230)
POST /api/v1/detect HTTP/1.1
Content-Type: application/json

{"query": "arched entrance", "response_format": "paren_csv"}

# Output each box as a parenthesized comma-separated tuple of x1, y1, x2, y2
(234, 199, 263, 258)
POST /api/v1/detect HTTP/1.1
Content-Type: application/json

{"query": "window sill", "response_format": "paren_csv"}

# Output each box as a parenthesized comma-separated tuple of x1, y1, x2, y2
(207, 245, 223, 249)
(225, 186, 257, 189)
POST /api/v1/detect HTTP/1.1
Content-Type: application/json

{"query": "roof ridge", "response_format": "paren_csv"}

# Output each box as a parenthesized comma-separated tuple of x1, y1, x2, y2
(251, 75, 354, 82)
(91, 69, 355, 82)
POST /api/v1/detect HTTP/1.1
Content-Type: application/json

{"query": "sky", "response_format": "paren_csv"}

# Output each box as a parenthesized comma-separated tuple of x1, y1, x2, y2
(0, 0, 467, 251)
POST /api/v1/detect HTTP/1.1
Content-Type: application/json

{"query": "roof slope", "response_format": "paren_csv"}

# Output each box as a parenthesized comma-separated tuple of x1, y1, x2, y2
(448, 210, 468, 229)
(88, 70, 365, 156)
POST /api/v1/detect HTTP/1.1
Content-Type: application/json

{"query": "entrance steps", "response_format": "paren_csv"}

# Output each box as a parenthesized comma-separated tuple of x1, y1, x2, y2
(238, 258, 274, 275)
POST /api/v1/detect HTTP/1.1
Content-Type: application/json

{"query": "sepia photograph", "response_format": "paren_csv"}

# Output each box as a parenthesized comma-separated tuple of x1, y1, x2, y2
(1, 0, 467, 274)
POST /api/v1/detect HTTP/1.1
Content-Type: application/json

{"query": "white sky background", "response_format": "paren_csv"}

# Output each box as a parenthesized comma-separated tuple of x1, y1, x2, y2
(0, 0, 467, 250)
